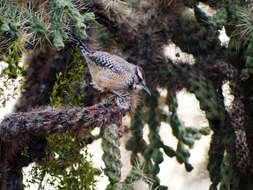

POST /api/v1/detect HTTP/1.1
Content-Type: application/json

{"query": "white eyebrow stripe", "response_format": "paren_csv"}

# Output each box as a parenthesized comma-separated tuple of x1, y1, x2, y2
(136, 67, 144, 80)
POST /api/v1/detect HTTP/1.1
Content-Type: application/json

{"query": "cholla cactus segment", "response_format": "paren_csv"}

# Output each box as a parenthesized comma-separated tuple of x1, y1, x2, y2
(211, 7, 228, 29)
(220, 152, 240, 190)
(194, 4, 228, 30)
(188, 71, 226, 132)
(143, 90, 169, 189)
(194, 6, 211, 24)
(166, 92, 193, 171)
(102, 123, 122, 186)
(126, 106, 147, 154)
(48, 0, 87, 48)
(207, 133, 225, 190)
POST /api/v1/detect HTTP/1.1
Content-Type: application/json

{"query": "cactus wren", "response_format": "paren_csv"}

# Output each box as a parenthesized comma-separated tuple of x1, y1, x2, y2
(68, 31, 151, 97)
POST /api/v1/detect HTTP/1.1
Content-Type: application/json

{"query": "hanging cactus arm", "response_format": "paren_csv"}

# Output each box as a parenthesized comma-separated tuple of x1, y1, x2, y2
(102, 123, 122, 190)
(126, 106, 147, 161)
(164, 61, 241, 189)
(166, 92, 194, 172)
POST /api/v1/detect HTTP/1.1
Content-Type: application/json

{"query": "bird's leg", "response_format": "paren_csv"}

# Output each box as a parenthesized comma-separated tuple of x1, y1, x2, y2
(111, 90, 122, 97)
(110, 90, 131, 105)
(111, 90, 129, 98)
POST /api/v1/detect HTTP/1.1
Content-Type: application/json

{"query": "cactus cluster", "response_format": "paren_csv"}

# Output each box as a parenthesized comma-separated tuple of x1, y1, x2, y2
(0, 0, 91, 53)
(1, 0, 253, 189)
(163, 61, 241, 189)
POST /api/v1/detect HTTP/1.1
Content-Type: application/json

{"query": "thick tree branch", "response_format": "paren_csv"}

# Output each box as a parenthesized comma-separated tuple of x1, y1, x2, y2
(0, 96, 131, 190)
(1, 96, 131, 145)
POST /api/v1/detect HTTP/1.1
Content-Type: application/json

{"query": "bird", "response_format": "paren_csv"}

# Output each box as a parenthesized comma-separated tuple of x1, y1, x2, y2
(67, 30, 151, 97)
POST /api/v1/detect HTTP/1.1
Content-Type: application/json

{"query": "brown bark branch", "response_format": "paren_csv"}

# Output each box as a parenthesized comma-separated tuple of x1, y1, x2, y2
(0, 96, 131, 189)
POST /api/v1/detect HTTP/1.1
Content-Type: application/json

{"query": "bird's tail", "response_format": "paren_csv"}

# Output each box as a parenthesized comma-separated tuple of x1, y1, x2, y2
(67, 29, 93, 55)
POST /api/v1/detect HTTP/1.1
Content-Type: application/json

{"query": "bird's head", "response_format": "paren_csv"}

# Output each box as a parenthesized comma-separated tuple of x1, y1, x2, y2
(132, 66, 151, 96)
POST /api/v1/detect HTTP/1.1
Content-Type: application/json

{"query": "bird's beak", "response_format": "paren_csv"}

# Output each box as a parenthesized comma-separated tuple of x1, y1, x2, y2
(143, 85, 151, 96)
